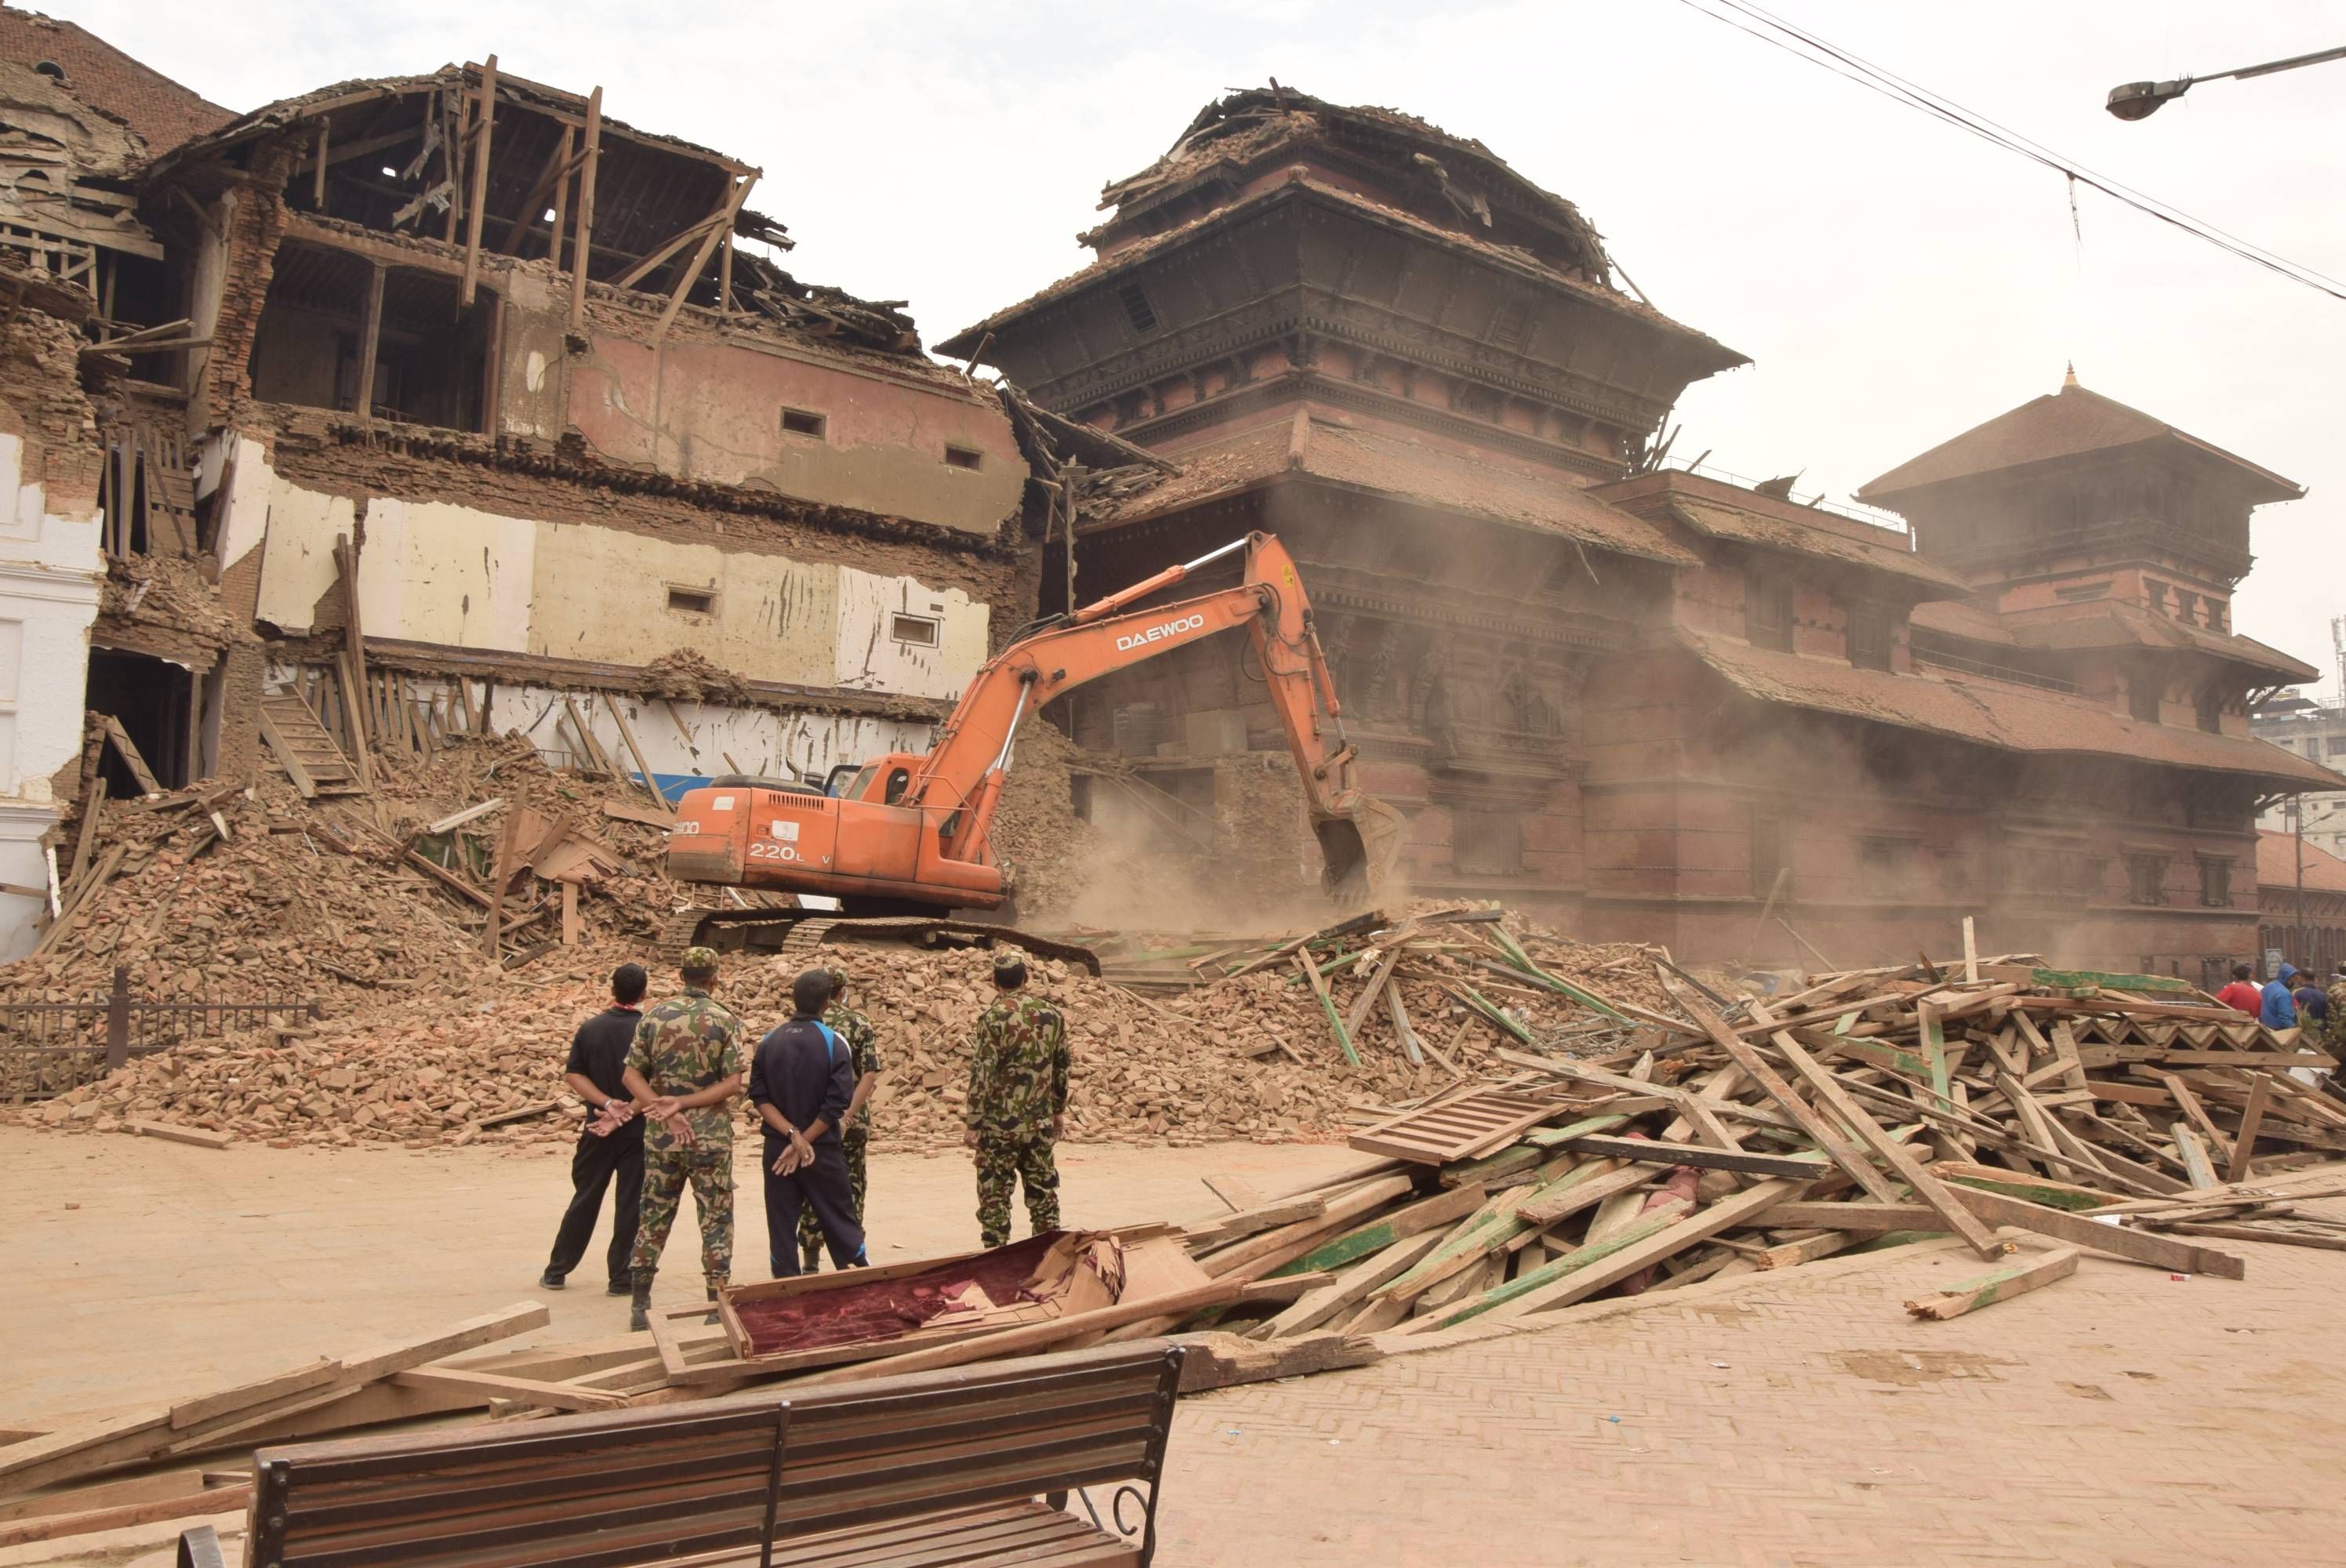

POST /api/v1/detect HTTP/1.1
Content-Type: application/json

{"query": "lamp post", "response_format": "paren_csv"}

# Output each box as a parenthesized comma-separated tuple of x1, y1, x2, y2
(2108, 43, 2346, 119)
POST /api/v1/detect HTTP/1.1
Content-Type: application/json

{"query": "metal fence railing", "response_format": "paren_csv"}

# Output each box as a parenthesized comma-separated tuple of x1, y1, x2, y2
(0, 967, 321, 1104)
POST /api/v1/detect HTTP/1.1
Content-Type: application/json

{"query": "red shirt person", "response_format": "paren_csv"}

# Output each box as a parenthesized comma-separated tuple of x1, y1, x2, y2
(2214, 962, 2263, 1015)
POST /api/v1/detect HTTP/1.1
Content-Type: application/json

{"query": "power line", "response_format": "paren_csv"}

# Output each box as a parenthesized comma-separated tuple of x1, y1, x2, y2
(1676, 0, 2346, 302)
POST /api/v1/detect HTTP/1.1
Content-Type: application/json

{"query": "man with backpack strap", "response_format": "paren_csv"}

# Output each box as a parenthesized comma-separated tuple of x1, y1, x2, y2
(746, 967, 870, 1276)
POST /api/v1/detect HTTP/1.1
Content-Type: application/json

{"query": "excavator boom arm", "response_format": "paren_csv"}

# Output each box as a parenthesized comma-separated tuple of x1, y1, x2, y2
(910, 533, 1400, 898)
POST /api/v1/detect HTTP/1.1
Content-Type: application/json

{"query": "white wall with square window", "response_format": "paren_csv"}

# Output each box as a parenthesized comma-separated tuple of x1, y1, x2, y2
(833, 568, 987, 700)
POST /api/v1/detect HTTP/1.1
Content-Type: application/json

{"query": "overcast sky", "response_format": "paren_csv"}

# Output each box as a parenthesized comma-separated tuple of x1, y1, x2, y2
(48, 1, 2345, 694)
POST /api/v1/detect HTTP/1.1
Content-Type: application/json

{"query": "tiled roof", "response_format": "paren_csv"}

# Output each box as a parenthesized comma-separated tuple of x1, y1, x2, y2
(0, 8, 233, 154)
(2004, 602, 2319, 680)
(1858, 381, 2302, 503)
(1683, 630, 2345, 788)
(1908, 600, 2018, 647)
(1095, 409, 1698, 565)
(1665, 495, 1967, 590)
(2257, 830, 2346, 896)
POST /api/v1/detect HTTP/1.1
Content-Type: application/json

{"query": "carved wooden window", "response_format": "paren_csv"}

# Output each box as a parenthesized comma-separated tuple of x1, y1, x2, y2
(2195, 684, 2224, 734)
(1846, 603, 1892, 671)
(2198, 855, 2232, 909)
(2126, 853, 2168, 906)
(2129, 671, 2163, 723)
(1746, 576, 1793, 652)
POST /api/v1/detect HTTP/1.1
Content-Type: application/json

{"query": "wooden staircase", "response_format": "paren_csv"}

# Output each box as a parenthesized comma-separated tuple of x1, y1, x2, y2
(259, 691, 368, 798)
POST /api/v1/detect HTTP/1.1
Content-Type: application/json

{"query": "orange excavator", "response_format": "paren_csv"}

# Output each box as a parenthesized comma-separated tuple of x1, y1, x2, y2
(662, 532, 1405, 955)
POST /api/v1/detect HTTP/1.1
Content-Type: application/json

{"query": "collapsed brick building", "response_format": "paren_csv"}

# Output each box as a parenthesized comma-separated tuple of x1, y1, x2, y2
(0, 38, 2332, 974)
(943, 85, 2341, 980)
(0, 41, 1128, 957)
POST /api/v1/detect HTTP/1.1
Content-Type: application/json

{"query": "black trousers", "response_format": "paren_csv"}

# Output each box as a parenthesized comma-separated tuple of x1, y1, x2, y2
(544, 1123, 645, 1286)
(762, 1137, 866, 1277)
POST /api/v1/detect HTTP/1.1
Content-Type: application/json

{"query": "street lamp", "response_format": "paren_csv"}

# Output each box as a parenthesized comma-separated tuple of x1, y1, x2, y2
(2108, 43, 2346, 119)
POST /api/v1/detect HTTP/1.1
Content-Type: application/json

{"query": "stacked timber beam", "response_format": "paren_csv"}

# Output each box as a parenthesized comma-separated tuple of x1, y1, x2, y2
(1186, 951, 2346, 1341)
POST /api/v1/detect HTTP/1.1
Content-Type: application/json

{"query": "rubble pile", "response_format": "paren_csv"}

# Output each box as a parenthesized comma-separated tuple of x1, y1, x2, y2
(18, 903, 1665, 1150)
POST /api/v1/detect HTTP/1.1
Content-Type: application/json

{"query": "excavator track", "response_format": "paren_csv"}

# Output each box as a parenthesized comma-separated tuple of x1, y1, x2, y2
(659, 904, 1102, 975)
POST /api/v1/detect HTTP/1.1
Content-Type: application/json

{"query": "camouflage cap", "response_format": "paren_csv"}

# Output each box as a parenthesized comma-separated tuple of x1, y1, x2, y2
(993, 950, 1027, 978)
(680, 946, 720, 973)
(822, 963, 849, 991)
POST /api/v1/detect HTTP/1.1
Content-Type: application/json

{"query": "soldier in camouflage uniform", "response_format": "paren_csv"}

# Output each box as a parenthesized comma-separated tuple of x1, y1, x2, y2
(797, 964, 884, 1272)
(964, 951, 1071, 1249)
(620, 946, 746, 1331)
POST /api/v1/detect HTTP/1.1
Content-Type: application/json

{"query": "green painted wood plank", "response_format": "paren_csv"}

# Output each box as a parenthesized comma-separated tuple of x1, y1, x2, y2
(1454, 981, 1536, 1044)
(2032, 966, 2189, 994)
(1941, 1173, 2105, 1212)
(1432, 1211, 1683, 1328)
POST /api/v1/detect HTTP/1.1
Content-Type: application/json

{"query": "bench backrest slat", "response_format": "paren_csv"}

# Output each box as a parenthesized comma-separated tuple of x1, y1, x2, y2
(244, 1343, 1182, 1568)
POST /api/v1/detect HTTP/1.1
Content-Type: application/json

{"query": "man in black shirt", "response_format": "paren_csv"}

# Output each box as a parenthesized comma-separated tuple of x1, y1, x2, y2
(539, 964, 649, 1294)
(747, 968, 868, 1276)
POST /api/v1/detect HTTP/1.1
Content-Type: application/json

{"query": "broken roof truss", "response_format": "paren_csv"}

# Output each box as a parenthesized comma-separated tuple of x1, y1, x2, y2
(145, 59, 918, 353)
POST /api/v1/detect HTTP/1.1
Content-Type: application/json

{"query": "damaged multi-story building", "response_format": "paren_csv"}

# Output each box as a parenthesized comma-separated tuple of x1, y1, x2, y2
(0, 39, 1073, 957)
(945, 85, 2341, 980)
(0, 36, 2333, 975)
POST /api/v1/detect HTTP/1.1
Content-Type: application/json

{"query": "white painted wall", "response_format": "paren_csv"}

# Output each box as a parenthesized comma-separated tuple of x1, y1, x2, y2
(832, 566, 987, 701)
(361, 498, 536, 652)
(0, 429, 104, 959)
(227, 439, 992, 699)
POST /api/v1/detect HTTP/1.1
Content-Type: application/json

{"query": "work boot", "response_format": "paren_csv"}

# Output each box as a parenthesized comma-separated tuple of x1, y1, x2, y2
(704, 1279, 726, 1326)
(628, 1274, 654, 1334)
(801, 1248, 823, 1276)
(536, 1270, 565, 1291)
(605, 1278, 630, 1298)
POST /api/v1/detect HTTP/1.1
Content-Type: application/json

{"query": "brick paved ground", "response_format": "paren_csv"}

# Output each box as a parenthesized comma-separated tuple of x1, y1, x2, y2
(1156, 1192, 2346, 1567)
(8, 1131, 2346, 1567)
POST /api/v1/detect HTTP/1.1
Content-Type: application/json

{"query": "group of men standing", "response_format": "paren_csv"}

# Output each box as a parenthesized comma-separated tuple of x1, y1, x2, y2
(538, 944, 1071, 1332)
(2217, 960, 2346, 1049)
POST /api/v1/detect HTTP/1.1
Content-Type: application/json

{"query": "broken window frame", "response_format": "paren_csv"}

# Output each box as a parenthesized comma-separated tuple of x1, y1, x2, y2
(889, 613, 941, 648)
(666, 585, 717, 616)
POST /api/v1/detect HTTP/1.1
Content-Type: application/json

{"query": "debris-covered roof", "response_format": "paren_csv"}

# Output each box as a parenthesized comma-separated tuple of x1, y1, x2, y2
(1685, 630, 2344, 787)
(1665, 495, 1966, 591)
(1091, 408, 1698, 565)
(1908, 599, 2019, 647)
(2003, 601, 2319, 680)
(1092, 82, 1616, 280)
(1859, 379, 2303, 503)
(944, 169, 1740, 367)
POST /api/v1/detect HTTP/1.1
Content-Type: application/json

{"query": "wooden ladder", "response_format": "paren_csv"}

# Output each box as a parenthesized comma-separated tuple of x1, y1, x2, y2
(260, 691, 368, 798)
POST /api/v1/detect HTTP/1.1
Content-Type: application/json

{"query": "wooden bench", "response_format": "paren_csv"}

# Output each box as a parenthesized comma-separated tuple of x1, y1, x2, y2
(178, 1342, 1183, 1567)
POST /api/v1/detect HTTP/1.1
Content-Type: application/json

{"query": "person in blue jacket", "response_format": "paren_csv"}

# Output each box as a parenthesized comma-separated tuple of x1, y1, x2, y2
(2260, 964, 2301, 1029)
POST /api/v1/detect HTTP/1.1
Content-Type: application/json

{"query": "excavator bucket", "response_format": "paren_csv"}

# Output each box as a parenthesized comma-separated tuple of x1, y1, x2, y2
(1313, 797, 1409, 909)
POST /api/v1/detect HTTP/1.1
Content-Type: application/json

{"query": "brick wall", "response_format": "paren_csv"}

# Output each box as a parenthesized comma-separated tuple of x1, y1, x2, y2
(0, 6, 234, 154)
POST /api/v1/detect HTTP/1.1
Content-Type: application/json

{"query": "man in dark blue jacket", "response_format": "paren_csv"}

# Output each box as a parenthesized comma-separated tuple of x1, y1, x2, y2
(747, 968, 869, 1276)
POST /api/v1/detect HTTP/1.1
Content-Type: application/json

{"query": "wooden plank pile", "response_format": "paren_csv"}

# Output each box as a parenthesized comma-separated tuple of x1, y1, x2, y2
(1186, 949, 2346, 1342)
